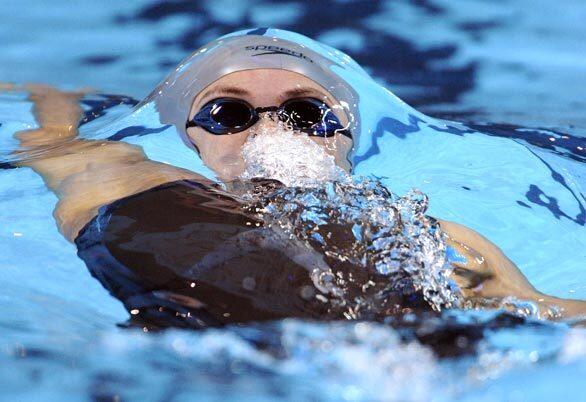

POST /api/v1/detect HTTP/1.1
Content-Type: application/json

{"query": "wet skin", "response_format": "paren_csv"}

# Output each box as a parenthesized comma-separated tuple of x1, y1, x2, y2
(7, 72, 586, 320)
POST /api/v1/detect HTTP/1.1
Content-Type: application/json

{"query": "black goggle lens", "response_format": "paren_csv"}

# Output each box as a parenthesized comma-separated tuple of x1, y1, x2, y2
(281, 99, 324, 129)
(210, 101, 252, 128)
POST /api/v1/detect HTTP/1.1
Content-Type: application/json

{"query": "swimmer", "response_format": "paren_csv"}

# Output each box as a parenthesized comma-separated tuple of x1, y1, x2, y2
(10, 29, 585, 326)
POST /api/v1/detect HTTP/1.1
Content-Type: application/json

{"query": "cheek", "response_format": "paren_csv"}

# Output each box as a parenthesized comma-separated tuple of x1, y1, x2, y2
(336, 136, 353, 158)
(308, 136, 353, 171)
(308, 136, 335, 151)
(308, 136, 352, 155)
(189, 129, 249, 157)
(187, 129, 252, 180)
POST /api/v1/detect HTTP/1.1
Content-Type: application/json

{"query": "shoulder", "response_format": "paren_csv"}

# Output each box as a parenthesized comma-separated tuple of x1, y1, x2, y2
(57, 157, 210, 242)
(437, 219, 537, 300)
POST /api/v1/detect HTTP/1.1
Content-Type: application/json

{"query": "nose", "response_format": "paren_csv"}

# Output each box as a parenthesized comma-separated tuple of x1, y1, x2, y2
(254, 106, 280, 114)
(250, 111, 285, 134)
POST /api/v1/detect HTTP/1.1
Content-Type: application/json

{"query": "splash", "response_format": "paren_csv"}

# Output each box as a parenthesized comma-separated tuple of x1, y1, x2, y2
(240, 115, 346, 187)
(255, 178, 461, 315)
(97, 320, 439, 401)
(464, 295, 563, 320)
(239, 118, 460, 314)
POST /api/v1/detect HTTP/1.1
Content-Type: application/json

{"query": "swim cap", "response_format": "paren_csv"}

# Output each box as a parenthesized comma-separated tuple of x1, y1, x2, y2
(150, 28, 365, 156)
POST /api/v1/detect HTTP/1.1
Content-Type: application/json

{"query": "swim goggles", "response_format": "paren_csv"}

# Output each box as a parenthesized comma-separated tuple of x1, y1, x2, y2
(186, 97, 351, 138)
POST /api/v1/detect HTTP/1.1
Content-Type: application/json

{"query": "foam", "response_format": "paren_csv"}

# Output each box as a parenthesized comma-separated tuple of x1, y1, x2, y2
(240, 116, 346, 187)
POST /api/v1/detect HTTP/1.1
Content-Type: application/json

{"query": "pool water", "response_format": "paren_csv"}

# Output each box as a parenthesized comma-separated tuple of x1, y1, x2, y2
(1, 1, 585, 401)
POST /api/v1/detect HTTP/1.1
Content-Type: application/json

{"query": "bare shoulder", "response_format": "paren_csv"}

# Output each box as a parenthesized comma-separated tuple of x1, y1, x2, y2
(436, 219, 538, 300)
(437, 219, 514, 266)
(50, 141, 207, 242)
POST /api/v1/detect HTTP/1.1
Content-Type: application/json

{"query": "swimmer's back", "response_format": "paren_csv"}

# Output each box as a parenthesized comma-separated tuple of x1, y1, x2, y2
(75, 179, 333, 328)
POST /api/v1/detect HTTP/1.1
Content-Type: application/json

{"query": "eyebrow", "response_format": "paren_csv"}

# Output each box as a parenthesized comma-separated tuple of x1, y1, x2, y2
(198, 86, 251, 103)
(282, 87, 326, 99)
(197, 86, 329, 106)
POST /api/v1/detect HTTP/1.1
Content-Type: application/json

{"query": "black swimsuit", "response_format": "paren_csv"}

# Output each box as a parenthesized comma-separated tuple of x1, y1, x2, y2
(74, 180, 525, 357)
(75, 180, 329, 329)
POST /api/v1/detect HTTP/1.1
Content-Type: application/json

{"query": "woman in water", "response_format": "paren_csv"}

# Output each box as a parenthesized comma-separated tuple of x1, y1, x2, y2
(11, 29, 585, 326)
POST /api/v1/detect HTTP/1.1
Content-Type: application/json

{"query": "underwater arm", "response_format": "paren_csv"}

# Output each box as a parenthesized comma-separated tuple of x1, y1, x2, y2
(13, 84, 207, 241)
(439, 219, 586, 320)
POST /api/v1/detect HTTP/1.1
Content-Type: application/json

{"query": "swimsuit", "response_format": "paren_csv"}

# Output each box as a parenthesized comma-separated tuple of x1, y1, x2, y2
(70, 178, 515, 356)
(75, 180, 451, 329)
(74, 180, 328, 329)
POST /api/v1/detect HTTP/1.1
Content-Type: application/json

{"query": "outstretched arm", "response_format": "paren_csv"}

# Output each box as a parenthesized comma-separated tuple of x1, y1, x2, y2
(13, 84, 206, 241)
(440, 219, 586, 320)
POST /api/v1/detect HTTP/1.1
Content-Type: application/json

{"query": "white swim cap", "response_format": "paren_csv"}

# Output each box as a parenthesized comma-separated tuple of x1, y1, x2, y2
(150, 28, 364, 155)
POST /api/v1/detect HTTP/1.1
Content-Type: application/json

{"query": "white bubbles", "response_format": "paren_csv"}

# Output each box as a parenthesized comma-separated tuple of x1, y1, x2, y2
(93, 321, 439, 401)
(248, 175, 461, 314)
(278, 320, 437, 401)
(240, 116, 346, 187)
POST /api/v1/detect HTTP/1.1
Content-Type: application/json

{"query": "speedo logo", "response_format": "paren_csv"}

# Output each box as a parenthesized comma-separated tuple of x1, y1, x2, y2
(244, 45, 314, 63)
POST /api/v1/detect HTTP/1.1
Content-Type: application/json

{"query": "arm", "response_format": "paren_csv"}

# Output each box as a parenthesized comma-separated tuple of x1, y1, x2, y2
(439, 219, 586, 320)
(13, 84, 207, 241)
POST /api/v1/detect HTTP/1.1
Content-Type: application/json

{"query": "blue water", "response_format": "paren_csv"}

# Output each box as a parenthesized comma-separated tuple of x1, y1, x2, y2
(1, 1, 585, 401)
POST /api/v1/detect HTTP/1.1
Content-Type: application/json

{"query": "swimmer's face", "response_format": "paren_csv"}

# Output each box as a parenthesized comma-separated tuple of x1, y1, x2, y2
(186, 69, 353, 181)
